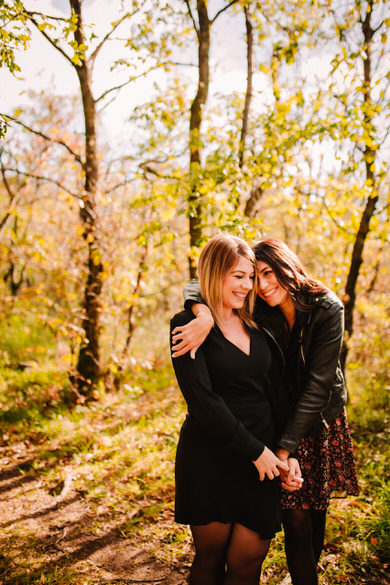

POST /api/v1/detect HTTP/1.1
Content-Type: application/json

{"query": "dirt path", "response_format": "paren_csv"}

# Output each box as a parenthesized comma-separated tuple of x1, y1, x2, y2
(0, 442, 189, 585)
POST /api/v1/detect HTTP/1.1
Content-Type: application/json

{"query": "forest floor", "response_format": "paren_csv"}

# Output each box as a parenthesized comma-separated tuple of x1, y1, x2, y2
(0, 361, 389, 585)
(0, 439, 189, 585)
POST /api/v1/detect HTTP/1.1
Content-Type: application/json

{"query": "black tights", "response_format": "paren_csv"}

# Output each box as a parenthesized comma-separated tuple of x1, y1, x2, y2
(189, 522, 271, 585)
(282, 509, 327, 585)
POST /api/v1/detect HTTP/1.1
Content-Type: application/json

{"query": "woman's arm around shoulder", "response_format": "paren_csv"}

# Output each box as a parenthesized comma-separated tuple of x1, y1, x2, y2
(169, 312, 288, 479)
(171, 302, 214, 359)
(170, 312, 262, 461)
(170, 308, 197, 331)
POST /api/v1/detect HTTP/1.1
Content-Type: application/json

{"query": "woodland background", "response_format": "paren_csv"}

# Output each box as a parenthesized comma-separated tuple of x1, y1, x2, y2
(0, 1, 389, 584)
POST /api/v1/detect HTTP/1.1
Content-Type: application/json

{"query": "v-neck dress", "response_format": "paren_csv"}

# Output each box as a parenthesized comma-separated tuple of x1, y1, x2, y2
(170, 310, 281, 538)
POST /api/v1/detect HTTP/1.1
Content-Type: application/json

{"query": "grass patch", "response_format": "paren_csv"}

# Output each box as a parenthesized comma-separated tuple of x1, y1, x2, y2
(0, 356, 388, 584)
(0, 312, 55, 368)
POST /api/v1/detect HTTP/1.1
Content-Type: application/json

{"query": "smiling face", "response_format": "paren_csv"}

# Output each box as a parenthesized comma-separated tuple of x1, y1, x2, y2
(256, 260, 291, 308)
(221, 256, 255, 311)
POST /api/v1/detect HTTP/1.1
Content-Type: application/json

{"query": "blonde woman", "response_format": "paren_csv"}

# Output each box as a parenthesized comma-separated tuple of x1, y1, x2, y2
(173, 238, 359, 585)
(170, 234, 301, 585)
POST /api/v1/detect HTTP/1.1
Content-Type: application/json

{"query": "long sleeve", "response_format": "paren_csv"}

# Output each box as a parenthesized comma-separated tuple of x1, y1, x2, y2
(170, 310, 265, 461)
(183, 279, 203, 311)
(278, 297, 344, 453)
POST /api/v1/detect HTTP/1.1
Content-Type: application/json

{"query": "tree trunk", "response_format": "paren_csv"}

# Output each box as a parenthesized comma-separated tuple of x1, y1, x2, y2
(239, 3, 253, 170)
(340, 0, 378, 369)
(70, 0, 103, 396)
(123, 243, 149, 353)
(244, 184, 263, 218)
(188, 1, 210, 278)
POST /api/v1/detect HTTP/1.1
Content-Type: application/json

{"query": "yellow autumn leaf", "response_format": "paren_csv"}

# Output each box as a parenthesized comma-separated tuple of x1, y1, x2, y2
(160, 207, 176, 222)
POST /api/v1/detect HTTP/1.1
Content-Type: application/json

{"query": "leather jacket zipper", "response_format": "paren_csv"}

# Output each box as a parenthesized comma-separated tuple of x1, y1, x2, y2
(300, 343, 305, 367)
(321, 413, 329, 429)
(262, 327, 286, 367)
(298, 327, 306, 367)
(298, 326, 329, 429)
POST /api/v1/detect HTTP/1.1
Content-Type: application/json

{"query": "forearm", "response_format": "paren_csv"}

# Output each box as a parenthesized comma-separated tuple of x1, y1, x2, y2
(171, 315, 264, 460)
(171, 305, 214, 358)
(278, 389, 331, 453)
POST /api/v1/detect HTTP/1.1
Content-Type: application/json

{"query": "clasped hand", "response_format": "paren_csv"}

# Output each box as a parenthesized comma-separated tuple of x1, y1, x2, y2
(254, 447, 303, 492)
(279, 457, 303, 492)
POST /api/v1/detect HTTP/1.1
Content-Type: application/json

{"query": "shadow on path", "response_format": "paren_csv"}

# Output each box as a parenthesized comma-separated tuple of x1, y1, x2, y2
(0, 444, 189, 585)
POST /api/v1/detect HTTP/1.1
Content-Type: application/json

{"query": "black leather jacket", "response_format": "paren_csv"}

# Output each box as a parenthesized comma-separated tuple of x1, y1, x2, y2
(183, 282, 347, 455)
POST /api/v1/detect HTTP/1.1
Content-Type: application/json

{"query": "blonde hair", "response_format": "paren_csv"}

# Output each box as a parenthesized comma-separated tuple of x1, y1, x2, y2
(198, 234, 258, 329)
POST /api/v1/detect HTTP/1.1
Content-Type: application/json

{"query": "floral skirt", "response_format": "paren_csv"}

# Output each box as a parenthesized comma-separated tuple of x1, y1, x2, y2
(282, 409, 359, 510)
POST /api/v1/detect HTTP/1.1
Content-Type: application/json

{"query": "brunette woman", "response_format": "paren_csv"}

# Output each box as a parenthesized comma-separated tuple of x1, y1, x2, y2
(172, 238, 359, 585)
(170, 234, 300, 585)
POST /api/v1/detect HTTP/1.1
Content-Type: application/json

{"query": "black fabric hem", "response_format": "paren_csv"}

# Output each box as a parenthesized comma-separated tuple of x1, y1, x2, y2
(175, 518, 281, 540)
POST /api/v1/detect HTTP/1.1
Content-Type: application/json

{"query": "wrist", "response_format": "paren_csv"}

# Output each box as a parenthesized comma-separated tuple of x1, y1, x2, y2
(276, 448, 290, 461)
(195, 307, 214, 325)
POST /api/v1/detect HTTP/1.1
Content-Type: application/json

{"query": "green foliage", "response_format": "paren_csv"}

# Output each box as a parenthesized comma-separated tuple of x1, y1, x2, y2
(0, 1, 30, 75)
(0, 365, 71, 430)
(0, 0, 31, 137)
(0, 0, 388, 579)
(0, 352, 388, 584)
(344, 317, 390, 579)
(1, 0, 389, 393)
(0, 313, 54, 368)
(365, 484, 390, 561)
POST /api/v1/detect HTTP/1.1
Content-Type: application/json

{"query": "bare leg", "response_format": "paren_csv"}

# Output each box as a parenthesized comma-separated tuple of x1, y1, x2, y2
(224, 523, 271, 585)
(189, 522, 232, 585)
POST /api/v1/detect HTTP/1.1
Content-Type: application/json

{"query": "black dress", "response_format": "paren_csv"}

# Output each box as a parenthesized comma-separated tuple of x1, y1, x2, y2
(170, 310, 282, 539)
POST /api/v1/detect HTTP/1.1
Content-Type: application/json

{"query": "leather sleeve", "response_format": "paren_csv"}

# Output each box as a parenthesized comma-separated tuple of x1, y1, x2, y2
(170, 310, 265, 461)
(278, 298, 344, 454)
(183, 279, 203, 311)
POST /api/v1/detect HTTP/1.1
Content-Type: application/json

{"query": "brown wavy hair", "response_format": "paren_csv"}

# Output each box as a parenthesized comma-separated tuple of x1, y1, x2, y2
(198, 234, 258, 329)
(252, 238, 328, 311)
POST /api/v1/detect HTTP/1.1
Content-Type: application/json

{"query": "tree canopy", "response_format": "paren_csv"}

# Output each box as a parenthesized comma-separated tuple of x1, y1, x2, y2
(0, 0, 389, 393)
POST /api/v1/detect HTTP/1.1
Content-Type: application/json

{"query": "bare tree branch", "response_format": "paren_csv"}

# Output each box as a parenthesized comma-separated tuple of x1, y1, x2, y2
(296, 185, 353, 234)
(184, 0, 199, 37)
(211, 0, 239, 23)
(2, 167, 81, 199)
(26, 11, 68, 22)
(367, 241, 387, 293)
(95, 78, 138, 104)
(97, 94, 118, 114)
(3, 114, 84, 165)
(139, 160, 182, 181)
(103, 179, 134, 195)
(2, 12, 24, 28)
(95, 62, 174, 103)
(90, 11, 137, 66)
(163, 61, 198, 68)
(26, 11, 74, 65)
(1, 160, 18, 201)
(320, 195, 354, 234)
(123, 239, 149, 353)
(0, 164, 23, 234)
(96, 61, 196, 110)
